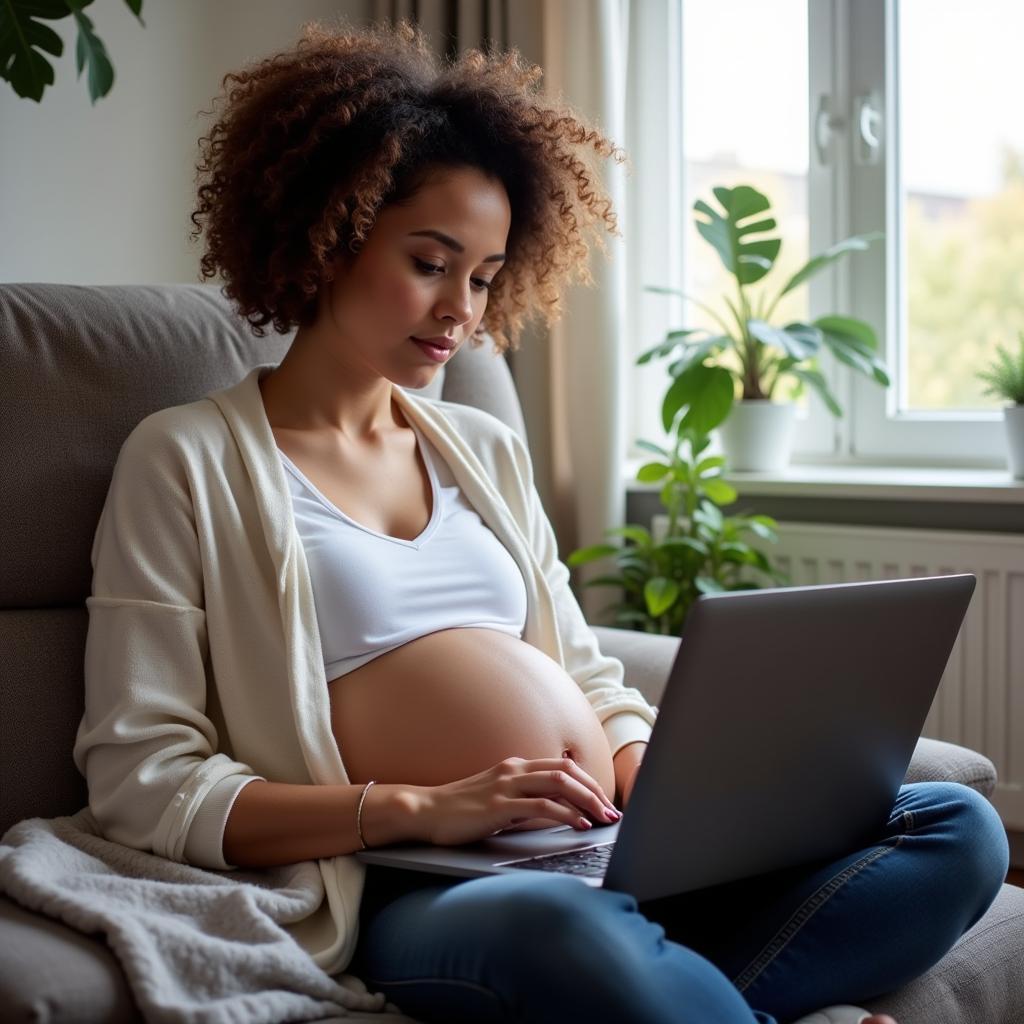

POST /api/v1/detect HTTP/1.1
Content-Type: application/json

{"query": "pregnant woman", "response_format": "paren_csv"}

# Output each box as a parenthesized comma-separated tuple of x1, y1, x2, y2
(74, 18, 1008, 1024)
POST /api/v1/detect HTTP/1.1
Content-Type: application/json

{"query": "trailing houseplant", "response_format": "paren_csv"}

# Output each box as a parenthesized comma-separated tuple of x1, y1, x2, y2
(1, 0, 144, 104)
(639, 184, 891, 470)
(567, 422, 788, 636)
(976, 330, 1024, 478)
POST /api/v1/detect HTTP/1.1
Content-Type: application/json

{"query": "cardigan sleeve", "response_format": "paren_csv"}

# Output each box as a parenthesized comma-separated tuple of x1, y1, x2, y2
(505, 428, 658, 757)
(72, 414, 265, 870)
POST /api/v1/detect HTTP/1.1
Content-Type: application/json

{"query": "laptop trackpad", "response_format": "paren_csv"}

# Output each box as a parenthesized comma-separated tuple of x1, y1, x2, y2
(475, 821, 620, 855)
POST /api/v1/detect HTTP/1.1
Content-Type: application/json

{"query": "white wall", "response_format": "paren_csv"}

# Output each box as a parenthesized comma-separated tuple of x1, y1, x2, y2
(0, 0, 370, 284)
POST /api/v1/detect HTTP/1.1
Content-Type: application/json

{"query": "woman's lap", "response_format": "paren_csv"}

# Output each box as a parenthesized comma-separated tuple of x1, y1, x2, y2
(351, 782, 1009, 1024)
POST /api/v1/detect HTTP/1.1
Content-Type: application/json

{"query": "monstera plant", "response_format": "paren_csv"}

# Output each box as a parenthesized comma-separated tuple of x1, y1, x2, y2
(640, 184, 890, 470)
(1, 0, 144, 104)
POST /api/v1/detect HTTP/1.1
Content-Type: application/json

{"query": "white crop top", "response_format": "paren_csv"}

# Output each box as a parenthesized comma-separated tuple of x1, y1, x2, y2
(277, 424, 529, 680)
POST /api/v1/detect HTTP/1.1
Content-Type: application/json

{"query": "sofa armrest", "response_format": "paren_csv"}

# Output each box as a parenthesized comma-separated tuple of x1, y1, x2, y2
(592, 626, 999, 798)
(0, 895, 139, 1023)
(591, 625, 678, 706)
(905, 736, 997, 797)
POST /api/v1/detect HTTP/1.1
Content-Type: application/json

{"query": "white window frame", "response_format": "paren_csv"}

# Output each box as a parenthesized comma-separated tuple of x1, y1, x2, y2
(844, 0, 1004, 465)
(627, 0, 1006, 470)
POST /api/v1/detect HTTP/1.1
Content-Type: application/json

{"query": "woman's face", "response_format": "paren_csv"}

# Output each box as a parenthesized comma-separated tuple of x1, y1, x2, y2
(318, 164, 512, 388)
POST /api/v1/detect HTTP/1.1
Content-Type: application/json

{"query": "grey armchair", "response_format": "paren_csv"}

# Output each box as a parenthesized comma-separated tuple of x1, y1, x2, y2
(1, 283, 1021, 1023)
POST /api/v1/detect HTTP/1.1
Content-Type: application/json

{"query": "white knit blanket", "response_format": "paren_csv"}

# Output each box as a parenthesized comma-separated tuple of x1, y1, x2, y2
(0, 809, 406, 1023)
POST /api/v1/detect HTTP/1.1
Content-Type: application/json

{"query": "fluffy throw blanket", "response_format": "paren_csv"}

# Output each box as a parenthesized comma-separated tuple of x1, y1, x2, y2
(0, 809, 403, 1023)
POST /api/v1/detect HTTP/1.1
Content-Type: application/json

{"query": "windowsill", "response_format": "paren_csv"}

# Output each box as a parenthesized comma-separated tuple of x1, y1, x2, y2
(624, 460, 1024, 505)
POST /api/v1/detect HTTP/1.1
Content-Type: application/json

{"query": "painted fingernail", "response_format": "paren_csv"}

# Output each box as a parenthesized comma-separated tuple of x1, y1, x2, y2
(605, 808, 621, 821)
(579, 817, 592, 829)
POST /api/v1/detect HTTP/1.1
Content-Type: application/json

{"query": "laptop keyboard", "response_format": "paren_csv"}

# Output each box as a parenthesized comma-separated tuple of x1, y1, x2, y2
(499, 842, 615, 877)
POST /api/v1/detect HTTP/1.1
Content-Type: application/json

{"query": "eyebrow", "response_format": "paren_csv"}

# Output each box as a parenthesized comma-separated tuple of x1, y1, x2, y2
(408, 229, 506, 263)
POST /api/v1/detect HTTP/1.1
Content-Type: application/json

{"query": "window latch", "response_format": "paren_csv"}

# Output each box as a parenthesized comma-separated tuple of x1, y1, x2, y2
(854, 91, 884, 166)
(814, 94, 845, 165)
(815, 92, 884, 167)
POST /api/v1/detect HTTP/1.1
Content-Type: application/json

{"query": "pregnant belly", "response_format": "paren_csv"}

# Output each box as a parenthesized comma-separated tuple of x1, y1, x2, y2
(328, 627, 616, 829)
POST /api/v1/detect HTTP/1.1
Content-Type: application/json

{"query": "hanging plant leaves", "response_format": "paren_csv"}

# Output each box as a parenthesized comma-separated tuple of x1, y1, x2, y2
(1, 0, 144, 102)
(0, 0, 67, 102)
(68, 1, 114, 103)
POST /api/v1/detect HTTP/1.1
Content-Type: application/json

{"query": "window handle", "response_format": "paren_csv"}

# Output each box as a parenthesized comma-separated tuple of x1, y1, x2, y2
(814, 94, 845, 165)
(854, 91, 884, 165)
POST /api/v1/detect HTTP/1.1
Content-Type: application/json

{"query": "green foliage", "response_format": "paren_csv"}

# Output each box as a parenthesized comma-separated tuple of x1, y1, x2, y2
(905, 159, 1024, 410)
(639, 184, 890, 424)
(567, 428, 788, 635)
(1, 0, 144, 104)
(976, 330, 1024, 405)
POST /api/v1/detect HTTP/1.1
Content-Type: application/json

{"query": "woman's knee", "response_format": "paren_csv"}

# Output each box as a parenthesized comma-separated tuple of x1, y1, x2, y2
(916, 782, 1009, 908)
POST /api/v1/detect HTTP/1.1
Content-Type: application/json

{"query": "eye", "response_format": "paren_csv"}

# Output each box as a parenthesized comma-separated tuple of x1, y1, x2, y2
(412, 257, 444, 275)
(471, 278, 493, 292)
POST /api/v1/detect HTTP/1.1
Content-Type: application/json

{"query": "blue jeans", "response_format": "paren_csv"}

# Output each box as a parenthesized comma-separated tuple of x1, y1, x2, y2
(349, 782, 1009, 1024)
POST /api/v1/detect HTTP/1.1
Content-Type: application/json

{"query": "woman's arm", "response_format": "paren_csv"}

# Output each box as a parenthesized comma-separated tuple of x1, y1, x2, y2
(222, 780, 426, 867)
(613, 741, 647, 809)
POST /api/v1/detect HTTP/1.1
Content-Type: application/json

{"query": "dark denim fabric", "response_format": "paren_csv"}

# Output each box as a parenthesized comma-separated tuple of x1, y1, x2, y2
(349, 782, 1009, 1024)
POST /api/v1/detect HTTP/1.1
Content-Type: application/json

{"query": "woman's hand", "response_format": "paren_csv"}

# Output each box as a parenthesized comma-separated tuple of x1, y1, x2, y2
(415, 756, 621, 847)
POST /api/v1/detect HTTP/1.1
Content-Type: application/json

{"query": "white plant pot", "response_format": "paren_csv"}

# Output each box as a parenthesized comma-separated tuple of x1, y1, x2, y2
(1005, 404, 1024, 479)
(717, 400, 797, 472)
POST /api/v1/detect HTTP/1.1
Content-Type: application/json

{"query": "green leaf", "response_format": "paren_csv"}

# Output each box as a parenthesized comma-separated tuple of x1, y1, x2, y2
(580, 575, 630, 590)
(614, 610, 653, 627)
(701, 478, 738, 506)
(636, 329, 706, 366)
(693, 185, 781, 286)
(695, 455, 726, 478)
(976, 332, 1024, 404)
(68, 5, 114, 103)
(606, 525, 654, 548)
(741, 517, 778, 542)
(814, 314, 881, 352)
(634, 439, 669, 458)
(747, 319, 822, 361)
(658, 535, 710, 557)
(636, 461, 671, 484)
(0, 0, 67, 102)
(123, 0, 145, 25)
(662, 362, 735, 434)
(814, 315, 890, 386)
(694, 499, 724, 531)
(776, 232, 883, 298)
(788, 366, 843, 417)
(644, 577, 679, 617)
(566, 543, 618, 567)
(666, 335, 730, 379)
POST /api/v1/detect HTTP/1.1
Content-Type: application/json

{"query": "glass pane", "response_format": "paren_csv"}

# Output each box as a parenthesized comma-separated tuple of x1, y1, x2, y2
(681, 0, 809, 403)
(900, 0, 1024, 412)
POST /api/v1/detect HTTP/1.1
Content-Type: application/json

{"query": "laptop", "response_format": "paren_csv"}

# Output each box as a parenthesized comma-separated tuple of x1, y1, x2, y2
(356, 574, 976, 903)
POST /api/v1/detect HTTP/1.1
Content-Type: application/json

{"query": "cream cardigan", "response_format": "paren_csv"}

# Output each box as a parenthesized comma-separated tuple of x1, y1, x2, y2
(72, 363, 658, 974)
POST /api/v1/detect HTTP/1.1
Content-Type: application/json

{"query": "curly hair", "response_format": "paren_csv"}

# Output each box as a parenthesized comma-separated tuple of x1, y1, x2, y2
(190, 18, 626, 353)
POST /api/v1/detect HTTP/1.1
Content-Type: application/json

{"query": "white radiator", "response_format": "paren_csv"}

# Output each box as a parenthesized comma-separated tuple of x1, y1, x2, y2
(769, 523, 1024, 830)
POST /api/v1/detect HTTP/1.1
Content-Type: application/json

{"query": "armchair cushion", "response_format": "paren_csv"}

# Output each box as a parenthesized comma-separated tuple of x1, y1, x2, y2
(864, 881, 1024, 1024)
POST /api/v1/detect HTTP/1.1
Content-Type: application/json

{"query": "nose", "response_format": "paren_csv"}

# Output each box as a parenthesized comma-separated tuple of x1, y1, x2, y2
(434, 278, 474, 328)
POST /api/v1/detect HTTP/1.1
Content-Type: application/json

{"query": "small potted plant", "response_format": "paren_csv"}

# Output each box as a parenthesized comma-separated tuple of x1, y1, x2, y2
(639, 184, 891, 471)
(976, 331, 1024, 479)
(567, 421, 787, 635)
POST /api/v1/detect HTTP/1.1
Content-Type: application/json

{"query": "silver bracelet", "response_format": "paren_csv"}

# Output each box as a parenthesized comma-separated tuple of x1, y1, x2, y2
(356, 780, 376, 850)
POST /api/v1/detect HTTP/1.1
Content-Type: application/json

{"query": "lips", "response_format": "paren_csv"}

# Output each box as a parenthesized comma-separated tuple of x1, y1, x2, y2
(410, 335, 457, 350)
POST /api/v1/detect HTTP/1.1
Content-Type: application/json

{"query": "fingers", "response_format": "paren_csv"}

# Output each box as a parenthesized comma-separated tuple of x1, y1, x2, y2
(511, 757, 620, 826)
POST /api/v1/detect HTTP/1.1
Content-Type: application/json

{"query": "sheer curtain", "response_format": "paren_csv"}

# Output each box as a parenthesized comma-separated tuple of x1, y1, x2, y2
(369, 0, 680, 625)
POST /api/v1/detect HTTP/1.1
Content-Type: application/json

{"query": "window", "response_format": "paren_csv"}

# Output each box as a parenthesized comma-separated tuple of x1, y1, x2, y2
(628, 0, 1024, 468)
